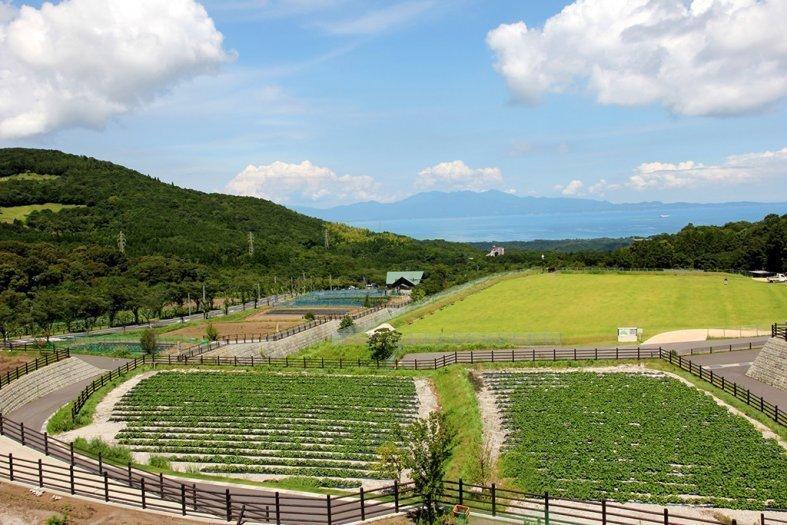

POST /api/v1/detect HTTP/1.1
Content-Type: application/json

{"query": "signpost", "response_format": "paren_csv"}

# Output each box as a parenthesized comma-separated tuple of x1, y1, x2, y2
(617, 327, 639, 343)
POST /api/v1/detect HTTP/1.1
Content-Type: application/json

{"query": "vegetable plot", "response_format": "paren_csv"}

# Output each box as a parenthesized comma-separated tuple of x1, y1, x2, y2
(112, 371, 419, 487)
(484, 371, 787, 509)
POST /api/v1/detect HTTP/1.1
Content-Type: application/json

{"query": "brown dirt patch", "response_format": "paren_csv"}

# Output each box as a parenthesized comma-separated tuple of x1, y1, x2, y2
(0, 352, 41, 375)
(0, 481, 206, 524)
(166, 319, 302, 339)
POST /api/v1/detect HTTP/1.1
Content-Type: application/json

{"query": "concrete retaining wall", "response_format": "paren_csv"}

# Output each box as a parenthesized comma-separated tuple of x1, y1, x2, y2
(746, 337, 787, 391)
(0, 357, 104, 414)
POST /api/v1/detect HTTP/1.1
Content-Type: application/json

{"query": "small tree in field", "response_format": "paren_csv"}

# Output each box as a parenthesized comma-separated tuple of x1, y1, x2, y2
(368, 328, 401, 361)
(374, 441, 405, 482)
(403, 412, 456, 524)
(339, 316, 354, 330)
(304, 311, 316, 322)
(140, 329, 157, 357)
(205, 323, 219, 341)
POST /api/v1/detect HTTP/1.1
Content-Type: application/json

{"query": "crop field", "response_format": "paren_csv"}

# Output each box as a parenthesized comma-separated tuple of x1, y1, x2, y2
(484, 371, 787, 509)
(401, 272, 787, 344)
(112, 371, 420, 487)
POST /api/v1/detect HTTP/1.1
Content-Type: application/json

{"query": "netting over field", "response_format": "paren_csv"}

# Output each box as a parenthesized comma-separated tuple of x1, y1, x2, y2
(285, 289, 392, 307)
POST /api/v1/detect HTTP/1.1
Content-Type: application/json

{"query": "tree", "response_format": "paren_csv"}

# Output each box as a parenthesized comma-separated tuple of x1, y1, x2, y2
(374, 441, 405, 482)
(410, 287, 426, 302)
(205, 323, 219, 341)
(402, 412, 456, 524)
(140, 329, 157, 357)
(368, 328, 402, 361)
(304, 311, 316, 321)
(339, 316, 354, 330)
(0, 291, 25, 343)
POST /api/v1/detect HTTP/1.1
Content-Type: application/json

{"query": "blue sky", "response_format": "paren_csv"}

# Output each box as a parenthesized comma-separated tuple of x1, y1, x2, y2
(2, 0, 786, 207)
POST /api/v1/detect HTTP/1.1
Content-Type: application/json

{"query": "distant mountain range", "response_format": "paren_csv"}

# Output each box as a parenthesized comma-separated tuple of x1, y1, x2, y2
(296, 190, 787, 242)
(297, 190, 784, 222)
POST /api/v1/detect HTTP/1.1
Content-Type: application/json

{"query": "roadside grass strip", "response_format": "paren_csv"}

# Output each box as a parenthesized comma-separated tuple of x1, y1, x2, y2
(111, 371, 419, 487)
(484, 371, 787, 509)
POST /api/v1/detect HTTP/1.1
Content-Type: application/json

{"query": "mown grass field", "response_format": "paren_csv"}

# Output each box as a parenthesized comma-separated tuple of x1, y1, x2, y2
(0, 203, 84, 223)
(400, 272, 787, 344)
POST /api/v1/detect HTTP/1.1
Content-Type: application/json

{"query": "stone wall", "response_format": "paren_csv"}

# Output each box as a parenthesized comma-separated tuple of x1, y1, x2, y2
(0, 357, 104, 414)
(746, 337, 787, 391)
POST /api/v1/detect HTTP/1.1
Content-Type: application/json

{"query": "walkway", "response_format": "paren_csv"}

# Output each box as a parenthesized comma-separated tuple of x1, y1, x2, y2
(398, 336, 768, 365)
(690, 349, 787, 411)
(6, 355, 130, 432)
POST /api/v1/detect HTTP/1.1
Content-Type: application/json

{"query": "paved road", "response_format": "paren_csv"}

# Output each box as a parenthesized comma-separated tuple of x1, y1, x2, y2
(7, 355, 130, 432)
(8, 293, 293, 346)
(689, 349, 787, 411)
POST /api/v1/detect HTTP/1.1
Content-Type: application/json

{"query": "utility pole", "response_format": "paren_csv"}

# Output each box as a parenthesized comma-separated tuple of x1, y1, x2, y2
(324, 227, 330, 249)
(202, 284, 207, 319)
(247, 232, 254, 257)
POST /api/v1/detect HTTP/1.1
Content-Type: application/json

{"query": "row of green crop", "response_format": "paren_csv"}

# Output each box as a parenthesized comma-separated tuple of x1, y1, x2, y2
(112, 371, 420, 481)
(484, 371, 787, 509)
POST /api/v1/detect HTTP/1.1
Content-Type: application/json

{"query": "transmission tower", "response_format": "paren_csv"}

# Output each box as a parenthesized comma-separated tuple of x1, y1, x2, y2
(247, 231, 255, 256)
(117, 231, 126, 254)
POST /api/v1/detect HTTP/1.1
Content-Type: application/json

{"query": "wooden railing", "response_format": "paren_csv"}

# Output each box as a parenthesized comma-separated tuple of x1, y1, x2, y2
(0, 349, 70, 390)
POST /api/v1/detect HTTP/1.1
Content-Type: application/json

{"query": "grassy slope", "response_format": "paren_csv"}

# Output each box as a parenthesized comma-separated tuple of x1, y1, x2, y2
(0, 203, 84, 223)
(401, 272, 787, 344)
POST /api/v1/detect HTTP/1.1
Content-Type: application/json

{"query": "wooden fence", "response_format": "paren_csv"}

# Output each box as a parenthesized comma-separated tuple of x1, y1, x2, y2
(0, 414, 418, 524)
(772, 323, 787, 341)
(1, 413, 785, 525)
(661, 349, 786, 426)
(0, 349, 70, 390)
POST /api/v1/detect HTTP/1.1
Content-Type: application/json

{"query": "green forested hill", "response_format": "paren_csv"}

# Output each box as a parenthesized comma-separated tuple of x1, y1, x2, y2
(0, 148, 483, 337)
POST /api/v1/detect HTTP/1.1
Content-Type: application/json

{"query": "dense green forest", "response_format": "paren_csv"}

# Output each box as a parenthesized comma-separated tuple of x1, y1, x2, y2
(0, 148, 785, 340)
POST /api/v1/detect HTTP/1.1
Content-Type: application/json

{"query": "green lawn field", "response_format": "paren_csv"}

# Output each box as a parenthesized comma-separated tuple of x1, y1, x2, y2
(0, 203, 84, 223)
(400, 272, 787, 344)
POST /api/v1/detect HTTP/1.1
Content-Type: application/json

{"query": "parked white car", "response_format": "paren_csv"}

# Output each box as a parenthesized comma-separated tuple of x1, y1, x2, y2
(768, 273, 787, 283)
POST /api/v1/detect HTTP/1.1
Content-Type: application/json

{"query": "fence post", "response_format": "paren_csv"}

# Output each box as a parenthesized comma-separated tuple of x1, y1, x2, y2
(70, 442, 74, 466)
(602, 499, 607, 524)
(275, 492, 281, 525)
(327, 494, 332, 525)
(8, 453, 13, 481)
(141, 477, 146, 509)
(544, 491, 549, 525)
(395, 480, 400, 512)
(98, 452, 103, 474)
(459, 478, 463, 505)
(361, 487, 366, 521)
(0, 413, 3, 435)
(69, 464, 74, 494)
(181, 484, 187, 515)
(104, 472, 109, 502)
(128, 462, 132, 487)
(160, 472, 165, 499)
(226, 488, 232, 522)
(20, 422, 24, 446)
(663, 508, 668, 525)
(38, 458, 43, 487)
(492, 483, 496, 516)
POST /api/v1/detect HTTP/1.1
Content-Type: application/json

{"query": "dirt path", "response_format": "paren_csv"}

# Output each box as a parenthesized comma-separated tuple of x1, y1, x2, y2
(55, 370, 159, 450)
(471, 371, 506, 474)
(414, 378, 438, 419)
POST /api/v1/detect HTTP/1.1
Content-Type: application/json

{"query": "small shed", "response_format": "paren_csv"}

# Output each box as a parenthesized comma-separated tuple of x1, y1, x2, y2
(386, 271, 424, 291)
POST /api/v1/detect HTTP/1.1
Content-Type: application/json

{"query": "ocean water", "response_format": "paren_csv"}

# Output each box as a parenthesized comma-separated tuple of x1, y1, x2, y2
(346, 203, 787, 241)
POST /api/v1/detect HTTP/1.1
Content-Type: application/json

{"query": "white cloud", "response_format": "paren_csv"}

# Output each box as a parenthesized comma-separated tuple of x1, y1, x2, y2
(627, 147, 787, 190)
(0, 0, 232, 139)
(318, 1, 435, 35)
(225, 161, 384, 206)
(416, 160, 504, 191)
(486, 0, 787, 116)
(557, 179, 584, 196)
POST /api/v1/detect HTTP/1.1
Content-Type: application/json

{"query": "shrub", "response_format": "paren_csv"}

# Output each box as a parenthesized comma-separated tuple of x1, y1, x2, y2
(304, 312, 316, 321)
(368, 328, 402, 361)
(205, 323, 219, 341)
(339, 316, 354, 330)
(140, 329, 157, 357)
(73, 437, 132, 464)
(149, 455, 171, 470)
